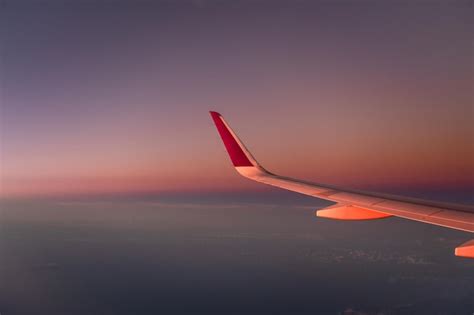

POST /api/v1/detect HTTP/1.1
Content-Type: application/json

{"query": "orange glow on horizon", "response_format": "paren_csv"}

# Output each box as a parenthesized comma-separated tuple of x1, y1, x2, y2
(1, 0, 472, 199)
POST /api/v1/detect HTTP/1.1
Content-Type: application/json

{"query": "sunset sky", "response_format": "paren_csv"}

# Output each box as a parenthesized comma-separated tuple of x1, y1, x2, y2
(1, 0, 472, 198)
(1, 3, 473, 314)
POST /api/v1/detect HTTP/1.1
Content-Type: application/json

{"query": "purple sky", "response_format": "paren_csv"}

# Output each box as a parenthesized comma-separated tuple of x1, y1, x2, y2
(1, 0, 472, 198)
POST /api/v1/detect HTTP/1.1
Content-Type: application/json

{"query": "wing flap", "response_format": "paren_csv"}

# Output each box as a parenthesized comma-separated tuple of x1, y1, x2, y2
(369, 206, 474, 233)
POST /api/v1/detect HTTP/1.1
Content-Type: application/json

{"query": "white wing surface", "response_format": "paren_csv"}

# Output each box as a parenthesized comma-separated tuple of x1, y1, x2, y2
(210, 111, 474, 258)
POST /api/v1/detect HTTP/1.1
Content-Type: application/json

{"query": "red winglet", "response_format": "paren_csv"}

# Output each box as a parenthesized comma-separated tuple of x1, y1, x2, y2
(210, 111, 254, 167)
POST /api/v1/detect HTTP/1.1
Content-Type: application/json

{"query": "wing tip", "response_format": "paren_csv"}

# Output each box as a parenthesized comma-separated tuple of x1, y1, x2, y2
(209, 110, 254, 167)
(209, 111, 221, 118)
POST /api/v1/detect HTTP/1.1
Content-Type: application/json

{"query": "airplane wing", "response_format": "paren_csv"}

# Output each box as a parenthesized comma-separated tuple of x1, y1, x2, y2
(209, 111, 474, 258)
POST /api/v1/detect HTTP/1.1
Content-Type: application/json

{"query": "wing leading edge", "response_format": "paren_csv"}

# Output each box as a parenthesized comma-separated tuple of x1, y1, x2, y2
(209, 111, 474, 258)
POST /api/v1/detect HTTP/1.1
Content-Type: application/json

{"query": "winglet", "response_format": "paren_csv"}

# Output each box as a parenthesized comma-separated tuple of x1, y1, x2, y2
(209, 111, 256, 167)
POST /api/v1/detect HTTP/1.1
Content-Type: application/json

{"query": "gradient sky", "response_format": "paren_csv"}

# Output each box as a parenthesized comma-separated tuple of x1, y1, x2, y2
(1, 0, 472, 198)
